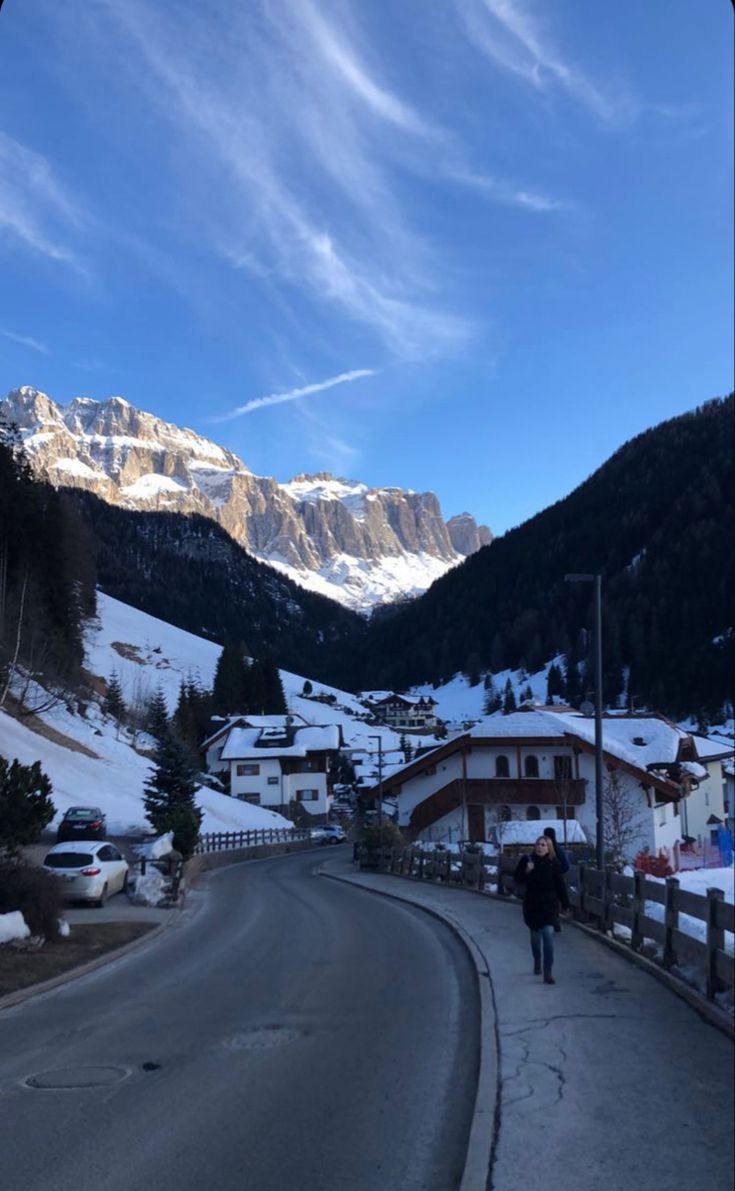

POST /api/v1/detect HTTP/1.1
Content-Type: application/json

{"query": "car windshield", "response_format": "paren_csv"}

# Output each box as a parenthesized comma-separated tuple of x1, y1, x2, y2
(45, 852, 94, 868)
(65, 809, 101, 820)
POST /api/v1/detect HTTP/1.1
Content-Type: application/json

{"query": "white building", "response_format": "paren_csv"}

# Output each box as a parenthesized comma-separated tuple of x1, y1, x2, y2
(219, 722, 342, 819)
(364, 708, 725, 862)
(367, 692, 438, 730)
(202, 714, 309, 774)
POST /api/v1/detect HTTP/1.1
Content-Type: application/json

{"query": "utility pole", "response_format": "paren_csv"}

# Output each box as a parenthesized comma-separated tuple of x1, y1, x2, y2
(565, 572, 604, 869)
(368, 735, 384, 826)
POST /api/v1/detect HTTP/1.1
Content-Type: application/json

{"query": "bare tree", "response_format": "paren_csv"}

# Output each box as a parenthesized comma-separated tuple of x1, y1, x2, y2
(603, 769, 641, 870)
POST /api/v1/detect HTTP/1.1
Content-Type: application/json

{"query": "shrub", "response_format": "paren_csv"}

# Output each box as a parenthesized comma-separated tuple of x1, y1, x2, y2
(0, 758, 55, 858)
(361, 820, 404, 850)
(0, 862, 63, 941)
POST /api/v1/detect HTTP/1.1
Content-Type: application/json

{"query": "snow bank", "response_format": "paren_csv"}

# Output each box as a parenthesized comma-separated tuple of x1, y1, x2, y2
(0, 911, 30, 945)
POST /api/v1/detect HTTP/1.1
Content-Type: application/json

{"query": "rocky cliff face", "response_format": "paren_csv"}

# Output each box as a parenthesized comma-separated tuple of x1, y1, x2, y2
(1, 387, 492, 610)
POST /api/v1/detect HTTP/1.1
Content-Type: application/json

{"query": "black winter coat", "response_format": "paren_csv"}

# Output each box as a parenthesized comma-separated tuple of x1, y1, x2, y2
(514, 854, 569, 930)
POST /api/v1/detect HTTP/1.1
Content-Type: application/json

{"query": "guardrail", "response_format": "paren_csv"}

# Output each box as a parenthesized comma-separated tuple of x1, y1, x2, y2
(353, 843, 735, 1007)
(194, 828, 310, 854)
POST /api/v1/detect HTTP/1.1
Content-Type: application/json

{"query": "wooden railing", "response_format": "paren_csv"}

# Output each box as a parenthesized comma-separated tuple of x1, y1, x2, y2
(194, 827, 310, 854)
(353, 844, 735, 1006)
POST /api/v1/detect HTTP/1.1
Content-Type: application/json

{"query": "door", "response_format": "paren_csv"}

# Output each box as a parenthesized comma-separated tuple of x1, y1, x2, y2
(467, 804, 485, 842)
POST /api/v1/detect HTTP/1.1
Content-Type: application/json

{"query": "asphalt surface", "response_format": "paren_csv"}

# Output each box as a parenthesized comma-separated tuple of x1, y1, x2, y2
(0, 848, 479, 1191)
(325, 857, 735, 1191)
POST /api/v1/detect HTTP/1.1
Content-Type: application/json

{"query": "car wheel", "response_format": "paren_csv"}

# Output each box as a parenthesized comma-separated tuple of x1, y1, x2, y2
(329, 837, 339, 845)
(97, 883, 109, 909)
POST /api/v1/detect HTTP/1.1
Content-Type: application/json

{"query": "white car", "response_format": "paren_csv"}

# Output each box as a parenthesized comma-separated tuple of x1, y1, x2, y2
(43, 841, 129, 906)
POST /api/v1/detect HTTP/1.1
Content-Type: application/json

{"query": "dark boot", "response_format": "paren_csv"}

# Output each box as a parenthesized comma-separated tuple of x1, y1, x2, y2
(543, 971, 555, 985)
(533, 958, 541, 975)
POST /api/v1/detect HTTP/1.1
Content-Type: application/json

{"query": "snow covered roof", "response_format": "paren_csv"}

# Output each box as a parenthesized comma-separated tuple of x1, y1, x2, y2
(469, 711, 566, 739)
(492, 819, 588, 845)
(221, 724, 341, 760)
(201, 713, 309, 749)
(546, 711, 689, 769)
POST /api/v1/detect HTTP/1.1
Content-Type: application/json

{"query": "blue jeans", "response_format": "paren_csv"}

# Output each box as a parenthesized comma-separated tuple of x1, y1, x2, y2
(530, 925, 555, 972)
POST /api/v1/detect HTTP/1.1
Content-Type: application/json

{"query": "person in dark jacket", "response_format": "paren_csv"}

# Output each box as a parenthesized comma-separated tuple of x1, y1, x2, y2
(543, 826, 570, 874)
(514, 836, 570, 984)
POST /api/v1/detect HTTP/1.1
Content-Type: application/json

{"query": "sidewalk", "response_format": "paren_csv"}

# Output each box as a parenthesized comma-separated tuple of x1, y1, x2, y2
(322, 856, 734, 1191)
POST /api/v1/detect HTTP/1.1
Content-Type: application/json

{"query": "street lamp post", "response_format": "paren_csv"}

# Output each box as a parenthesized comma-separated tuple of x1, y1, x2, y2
(368, 735, 384, 826)
(565, 572, 604, 870)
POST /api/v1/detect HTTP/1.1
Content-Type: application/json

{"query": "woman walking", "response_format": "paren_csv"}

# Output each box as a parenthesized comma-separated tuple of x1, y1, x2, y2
(514, 836, 570, 984)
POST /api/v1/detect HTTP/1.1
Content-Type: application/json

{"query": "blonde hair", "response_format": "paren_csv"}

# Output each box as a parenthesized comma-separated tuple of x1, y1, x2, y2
(537, 834, 555, 859)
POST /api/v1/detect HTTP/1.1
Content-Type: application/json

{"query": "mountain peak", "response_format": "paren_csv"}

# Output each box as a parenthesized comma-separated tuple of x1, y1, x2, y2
(1, 387, 491, 611)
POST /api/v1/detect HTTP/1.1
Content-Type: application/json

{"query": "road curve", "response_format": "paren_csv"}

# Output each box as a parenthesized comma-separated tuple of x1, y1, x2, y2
(0, 850, 479, 1191)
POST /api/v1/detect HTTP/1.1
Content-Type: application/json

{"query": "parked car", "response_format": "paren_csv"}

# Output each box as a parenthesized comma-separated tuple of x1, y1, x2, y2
(42, 841, 129, 906)
(57, 806, 107, 842)
(312, 824, 346, 845)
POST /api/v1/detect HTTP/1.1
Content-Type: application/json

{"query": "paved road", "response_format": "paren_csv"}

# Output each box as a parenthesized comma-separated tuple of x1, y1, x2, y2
(326, 857, 735, 1191)
(0, 850, 479, 1191)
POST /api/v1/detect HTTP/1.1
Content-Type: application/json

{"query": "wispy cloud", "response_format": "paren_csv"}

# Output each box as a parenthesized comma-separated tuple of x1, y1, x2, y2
(214, 368, 377, 421)
(458, 0, 635, 125)
(0, 328, 50, 354)
(0, 131, 85, 268)
(449, 167, 566, 212)
(79, 0, 559, 357)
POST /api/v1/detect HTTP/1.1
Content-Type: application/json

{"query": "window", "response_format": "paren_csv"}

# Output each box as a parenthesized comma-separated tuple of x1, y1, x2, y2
(554, 755, 572, 781)
(237, 793, 260, 804)
(496, 755, 509, 777)
(524, 755, 539, 778)
(526, 805, 541, 820)
(297, 788, 319, 801)
(236, 763, 260, 776)
(499, 805, 512, 822)
(267, 776, 279, 785)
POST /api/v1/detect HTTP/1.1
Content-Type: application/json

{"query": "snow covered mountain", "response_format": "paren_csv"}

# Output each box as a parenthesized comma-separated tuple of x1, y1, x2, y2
(1, 387, 492, 611)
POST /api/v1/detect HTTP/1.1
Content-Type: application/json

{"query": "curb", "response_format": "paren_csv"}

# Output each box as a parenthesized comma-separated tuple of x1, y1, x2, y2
(322, 866, 499, 1191)
(0, 911, 177, 1013)
(350, 866, 735, 1041)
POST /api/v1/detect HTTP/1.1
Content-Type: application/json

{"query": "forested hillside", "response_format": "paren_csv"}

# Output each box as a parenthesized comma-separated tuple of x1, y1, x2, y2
(0, 423, 96, 696)
(67, 492, 365, 682)
(351, 396, 734, 718)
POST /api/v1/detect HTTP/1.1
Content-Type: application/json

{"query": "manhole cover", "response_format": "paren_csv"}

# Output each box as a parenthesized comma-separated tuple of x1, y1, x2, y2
(224, 1026, 304, 1051)
(25, 1066, 128, 1089)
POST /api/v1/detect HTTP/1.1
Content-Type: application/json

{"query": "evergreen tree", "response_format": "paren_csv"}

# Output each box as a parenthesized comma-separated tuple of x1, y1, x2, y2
(143, 734, 202, 856)
(502, 679, 517, 715)
(146, 686, 169, 739)
(483, 677, 502, 715)
(104, 671, 125, 720)
(249, 656, 287, 715)
(0, 757, 55, 857)
(546, 662, 564, 703)
(302, 679, 313, 696)
(212, 640, 250, 715)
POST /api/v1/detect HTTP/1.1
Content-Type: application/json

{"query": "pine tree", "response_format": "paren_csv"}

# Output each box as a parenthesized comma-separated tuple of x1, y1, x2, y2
(212, 640, 250, 715)
(483, 677, 502, 715)
(502, 679, 517, 715)
(143, 734, 202, 856)
(104, 671, 125, 720)
(302, 679, 313, 696)
(146, 687, 169, 739)
(546, 662, 565, 703)
(0, 757, 55, 857)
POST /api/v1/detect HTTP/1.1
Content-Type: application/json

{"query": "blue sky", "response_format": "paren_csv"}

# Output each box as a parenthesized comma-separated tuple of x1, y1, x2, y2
(0, 1, 732, 536)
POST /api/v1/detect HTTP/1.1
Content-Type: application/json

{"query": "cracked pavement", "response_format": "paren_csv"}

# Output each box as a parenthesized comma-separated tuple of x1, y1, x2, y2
(325, 857, 734, 1191)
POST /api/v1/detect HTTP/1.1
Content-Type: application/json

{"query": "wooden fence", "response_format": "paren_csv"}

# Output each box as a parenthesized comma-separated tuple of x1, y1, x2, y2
(353, 844, 735, 1006)
(194, 827, 310, 854)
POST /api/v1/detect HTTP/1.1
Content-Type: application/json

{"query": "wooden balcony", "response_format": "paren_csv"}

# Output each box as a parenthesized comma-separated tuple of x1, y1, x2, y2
(409, 778, 586, 833)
